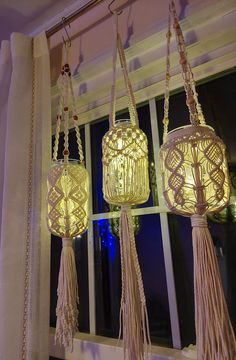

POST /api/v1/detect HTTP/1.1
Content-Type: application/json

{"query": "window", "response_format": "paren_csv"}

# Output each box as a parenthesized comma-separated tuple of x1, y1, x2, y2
(50, 71, 236, 351)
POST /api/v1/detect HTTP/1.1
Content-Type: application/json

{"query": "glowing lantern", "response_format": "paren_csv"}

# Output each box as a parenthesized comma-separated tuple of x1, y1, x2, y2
(47, 161, 89, 238)
(102, 12, 150, 360)
(161, 124, 230, 217)
(160, 1, 236, 359)
(46, 56, 89, 350)
(103, 120, 149, 205)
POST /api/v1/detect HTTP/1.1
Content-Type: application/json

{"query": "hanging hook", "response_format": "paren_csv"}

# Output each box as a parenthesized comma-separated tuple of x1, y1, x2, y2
(108, 0, 123, 15)
(61, 16, 72, 48)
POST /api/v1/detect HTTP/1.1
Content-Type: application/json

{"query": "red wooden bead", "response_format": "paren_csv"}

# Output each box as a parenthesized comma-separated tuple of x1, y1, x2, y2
(180, 58, 187, 65)
(64, 107, 68, 111)
(73, 115, 78, 120)
(187, 97, 195, 105)
(63, 149, 69, 156)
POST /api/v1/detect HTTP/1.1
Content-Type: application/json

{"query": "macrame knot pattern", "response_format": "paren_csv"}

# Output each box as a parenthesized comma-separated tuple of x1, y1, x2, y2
(191, 214, 208, 228)
(62, 238, 73, 247)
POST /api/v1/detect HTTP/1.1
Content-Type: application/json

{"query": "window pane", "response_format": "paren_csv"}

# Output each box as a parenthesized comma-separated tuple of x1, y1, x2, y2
(94, 214, 171, 345)
(50, 233, 90, 333)
(167, 214, 195, 347)
(207, 220, 236, 333)
(168, 213, 236, 347)
(91, 104, 158, 214)
(91, 118, 110, 214)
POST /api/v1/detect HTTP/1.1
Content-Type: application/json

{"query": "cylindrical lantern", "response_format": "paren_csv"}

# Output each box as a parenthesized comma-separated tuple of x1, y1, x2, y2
(160, 1, 236, 359)
(103, 119, 149, 205)
(102, 12, 150, 360)
(161, 124, 230, 217)
(46, 44, 89, 350)
(47, 161, 89, 238)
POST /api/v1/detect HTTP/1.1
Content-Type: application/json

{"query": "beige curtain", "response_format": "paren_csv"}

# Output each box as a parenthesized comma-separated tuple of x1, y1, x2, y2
(0, 32, 51, 360)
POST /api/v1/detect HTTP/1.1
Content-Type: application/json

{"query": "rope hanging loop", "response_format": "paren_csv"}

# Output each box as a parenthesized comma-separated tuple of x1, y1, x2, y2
(160, 2, 236, 359)
(102, 10, 151, 360)
(47, 31, 90, 351)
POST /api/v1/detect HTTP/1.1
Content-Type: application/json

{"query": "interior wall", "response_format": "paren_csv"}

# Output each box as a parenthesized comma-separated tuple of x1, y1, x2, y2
(49, 0, 236, 128)
(49, 0, 215, 84)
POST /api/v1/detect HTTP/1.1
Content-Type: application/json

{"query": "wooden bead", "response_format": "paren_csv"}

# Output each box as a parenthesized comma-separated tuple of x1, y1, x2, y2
(187, 97, 195, 105)
(180, 57, 187, 65)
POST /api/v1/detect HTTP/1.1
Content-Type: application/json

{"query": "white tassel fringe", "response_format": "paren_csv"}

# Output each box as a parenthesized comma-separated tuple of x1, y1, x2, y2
(191, 214, 236, 360)
(119, 206, 151, 360)
(55, 237, 79, 351)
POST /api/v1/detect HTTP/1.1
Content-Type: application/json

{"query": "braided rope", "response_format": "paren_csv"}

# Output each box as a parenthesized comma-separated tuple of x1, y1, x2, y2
(109, 12, 118, 127)
(63, 56, 70, 163)
(117, 34, 139, 126)
(68, 72, 84, 164)
(53, 73, 64, 161)
(163, 9, 172, 142)
(53, 44, 85, 164)
(109, 13, 138, 128)
(162, 0, 206, 136)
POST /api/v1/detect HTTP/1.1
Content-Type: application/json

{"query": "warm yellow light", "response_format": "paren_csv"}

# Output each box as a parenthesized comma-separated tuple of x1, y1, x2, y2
(47, 160, 89, 238)
(160, 125, 230, 216)
(102, 120, 150, 205)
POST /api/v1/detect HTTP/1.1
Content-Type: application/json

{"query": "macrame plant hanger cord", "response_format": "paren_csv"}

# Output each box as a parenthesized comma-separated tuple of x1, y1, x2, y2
(47, 30, 89, 351)
(103, 10, 151, 360)
(161, 1, 236, 359)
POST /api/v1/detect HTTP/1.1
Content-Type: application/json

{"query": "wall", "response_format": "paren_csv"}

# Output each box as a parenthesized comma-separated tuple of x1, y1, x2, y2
(49, 0, 236, 129)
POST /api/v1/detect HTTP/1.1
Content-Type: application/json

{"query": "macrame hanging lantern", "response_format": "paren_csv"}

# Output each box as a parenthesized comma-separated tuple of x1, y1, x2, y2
(102, 12, 150, 360)
(160, 1, 236, 359)
(46, 43, 89, 350)
(208, 169, 236, 223)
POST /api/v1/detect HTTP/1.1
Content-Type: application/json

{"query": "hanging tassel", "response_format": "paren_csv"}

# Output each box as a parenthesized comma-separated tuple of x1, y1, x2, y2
(119, 206, 151, 360)
(191, 214, 236, 360)
(55, 238, 79, 351)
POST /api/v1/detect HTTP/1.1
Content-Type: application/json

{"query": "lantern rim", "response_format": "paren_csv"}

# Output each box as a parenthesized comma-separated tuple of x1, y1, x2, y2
(114, 118, 131, 126)
(52, 159, 83, 166)
(164, 124, 215, 143)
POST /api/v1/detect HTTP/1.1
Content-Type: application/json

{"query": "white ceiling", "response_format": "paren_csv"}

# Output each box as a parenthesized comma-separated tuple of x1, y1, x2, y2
(0, 0, 83, 41)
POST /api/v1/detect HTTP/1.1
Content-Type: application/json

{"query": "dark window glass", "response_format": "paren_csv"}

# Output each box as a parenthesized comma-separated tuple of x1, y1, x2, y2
(94, 214, 171, 346)
(167, 214, 195, 347)
(91, 104, 158, 214)
(207, 220, 236, 333)
(50, 233, 90, 333)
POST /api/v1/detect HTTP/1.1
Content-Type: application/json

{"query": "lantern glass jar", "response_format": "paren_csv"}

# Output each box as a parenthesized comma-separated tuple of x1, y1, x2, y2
(160, 125, 230, 216)
(102, 119, 150, 206)
(47, 159, 89, 238)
